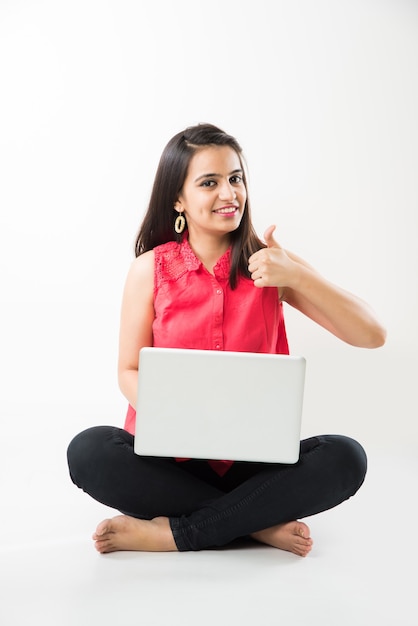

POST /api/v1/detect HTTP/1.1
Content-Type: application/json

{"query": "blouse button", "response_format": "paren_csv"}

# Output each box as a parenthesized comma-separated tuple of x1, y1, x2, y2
(216, 288, 222, 295)
(215, 344, 221, 349)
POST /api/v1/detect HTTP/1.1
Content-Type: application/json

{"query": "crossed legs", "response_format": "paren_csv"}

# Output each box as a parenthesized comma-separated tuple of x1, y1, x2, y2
(67, 426, 366, 556)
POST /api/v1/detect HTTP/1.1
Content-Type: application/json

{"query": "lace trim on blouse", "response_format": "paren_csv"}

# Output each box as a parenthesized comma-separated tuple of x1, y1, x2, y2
(154, 238, 231, 288)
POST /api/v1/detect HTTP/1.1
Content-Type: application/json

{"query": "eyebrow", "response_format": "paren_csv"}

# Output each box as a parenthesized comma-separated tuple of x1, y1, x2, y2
(194, 169, 243, 183)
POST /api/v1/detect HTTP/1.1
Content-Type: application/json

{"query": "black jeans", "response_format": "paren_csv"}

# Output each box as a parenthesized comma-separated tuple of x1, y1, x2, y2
(67, 426, 367, 551)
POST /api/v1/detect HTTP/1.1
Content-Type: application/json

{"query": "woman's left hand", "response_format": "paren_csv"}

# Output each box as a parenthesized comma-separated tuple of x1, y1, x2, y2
(249, 226, 386, 348)
(248, 225, 299, 289)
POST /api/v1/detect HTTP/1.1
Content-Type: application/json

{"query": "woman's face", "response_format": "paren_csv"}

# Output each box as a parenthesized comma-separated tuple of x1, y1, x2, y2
(176, 145, 247, 240)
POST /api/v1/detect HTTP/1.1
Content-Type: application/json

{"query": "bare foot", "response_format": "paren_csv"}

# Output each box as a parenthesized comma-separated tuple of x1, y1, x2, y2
(251, 521, 313, 557)
(92, 515, 178, 554)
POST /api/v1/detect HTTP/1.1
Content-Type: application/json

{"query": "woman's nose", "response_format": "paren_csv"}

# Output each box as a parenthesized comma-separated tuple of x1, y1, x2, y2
(218, 180, 236, 200)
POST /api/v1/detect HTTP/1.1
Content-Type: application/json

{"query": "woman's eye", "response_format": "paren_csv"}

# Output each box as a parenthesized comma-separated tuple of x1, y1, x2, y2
(230, 175, 242, 184)
(201, 180, 215, 187)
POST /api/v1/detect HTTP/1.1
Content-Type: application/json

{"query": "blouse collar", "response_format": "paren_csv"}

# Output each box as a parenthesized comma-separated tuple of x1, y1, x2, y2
(180, 237, 231, 280)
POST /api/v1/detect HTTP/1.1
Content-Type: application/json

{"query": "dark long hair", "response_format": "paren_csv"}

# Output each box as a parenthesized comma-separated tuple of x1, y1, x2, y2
(134, 123, 265, 288)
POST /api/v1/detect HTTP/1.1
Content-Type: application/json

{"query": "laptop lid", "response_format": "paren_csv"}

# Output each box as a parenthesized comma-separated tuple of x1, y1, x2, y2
(134, 347, 306, 464)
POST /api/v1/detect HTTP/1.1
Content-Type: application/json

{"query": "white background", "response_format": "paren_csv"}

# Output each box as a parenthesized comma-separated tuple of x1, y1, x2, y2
(0, 0, 417, 527)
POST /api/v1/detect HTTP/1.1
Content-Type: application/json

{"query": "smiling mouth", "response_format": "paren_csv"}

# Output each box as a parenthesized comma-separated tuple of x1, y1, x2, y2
(213, 206, 238, 215)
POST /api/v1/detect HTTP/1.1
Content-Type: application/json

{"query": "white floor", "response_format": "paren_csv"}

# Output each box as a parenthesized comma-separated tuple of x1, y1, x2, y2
(0, 433, 416, 626)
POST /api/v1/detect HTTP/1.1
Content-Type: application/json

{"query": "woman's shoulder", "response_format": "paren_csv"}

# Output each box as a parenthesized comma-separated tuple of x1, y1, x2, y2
(153, 240, 181, 258)
(127, 250, 155, 284)
(130, 241, 179, 271)
(127, 242, 187, 291)
(154, 239, 198, 284)
(130, 249, 154, 269)
(121, 251, 154, 306)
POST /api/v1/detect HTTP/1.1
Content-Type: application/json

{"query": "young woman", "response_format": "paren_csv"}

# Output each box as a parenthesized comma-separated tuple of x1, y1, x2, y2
(67, 123, 386, 557)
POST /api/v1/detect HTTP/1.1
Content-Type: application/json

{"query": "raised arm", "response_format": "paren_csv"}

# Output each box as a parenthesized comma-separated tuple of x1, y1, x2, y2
(118, 250, 155, 408)
(248, 226, 386, 348)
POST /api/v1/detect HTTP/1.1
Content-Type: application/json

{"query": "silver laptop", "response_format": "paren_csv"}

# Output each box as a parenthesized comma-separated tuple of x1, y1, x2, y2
(134, 347, 306, 464)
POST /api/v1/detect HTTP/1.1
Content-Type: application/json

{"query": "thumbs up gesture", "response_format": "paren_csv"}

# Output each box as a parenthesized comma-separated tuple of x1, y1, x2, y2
(248, 225, 296, 289)
(263, 224, 282, 250)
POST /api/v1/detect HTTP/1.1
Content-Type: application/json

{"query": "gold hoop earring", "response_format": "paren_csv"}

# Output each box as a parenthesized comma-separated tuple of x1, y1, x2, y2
(174, 212, 186, 234)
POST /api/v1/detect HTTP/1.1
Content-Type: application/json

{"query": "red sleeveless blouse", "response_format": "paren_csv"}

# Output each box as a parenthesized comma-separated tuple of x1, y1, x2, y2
(124, 238, 289, 476)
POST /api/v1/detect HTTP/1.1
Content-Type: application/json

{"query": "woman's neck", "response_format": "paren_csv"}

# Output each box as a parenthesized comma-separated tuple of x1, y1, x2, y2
(187, 232, 231, 274)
